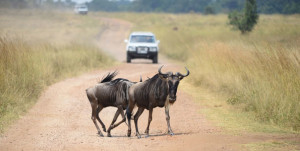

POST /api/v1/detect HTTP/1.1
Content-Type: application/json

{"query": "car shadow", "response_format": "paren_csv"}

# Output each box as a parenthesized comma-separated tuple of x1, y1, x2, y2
(122, 59, 158, 64)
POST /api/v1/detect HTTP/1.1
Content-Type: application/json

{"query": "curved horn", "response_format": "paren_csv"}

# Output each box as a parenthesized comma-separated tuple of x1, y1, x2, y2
(158, 65, 168, 76)
(177, 67, 190, 77)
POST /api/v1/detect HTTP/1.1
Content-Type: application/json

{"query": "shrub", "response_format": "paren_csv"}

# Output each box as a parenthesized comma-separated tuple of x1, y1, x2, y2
(228, 0, 258, 34)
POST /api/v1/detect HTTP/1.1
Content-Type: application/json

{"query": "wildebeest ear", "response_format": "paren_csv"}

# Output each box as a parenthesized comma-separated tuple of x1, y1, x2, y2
(139, 75, 142, 82)
(177, 67, 190, 79)
(176, 72, 184, 80)
(159, 74, 168, 80)
(158, 65, 169, 80)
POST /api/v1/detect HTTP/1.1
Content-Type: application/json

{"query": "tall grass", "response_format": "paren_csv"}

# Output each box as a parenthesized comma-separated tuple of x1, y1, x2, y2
(0, 10, 114, 132)
(189, 43, 300, 130)
(109, 13, 300, 131)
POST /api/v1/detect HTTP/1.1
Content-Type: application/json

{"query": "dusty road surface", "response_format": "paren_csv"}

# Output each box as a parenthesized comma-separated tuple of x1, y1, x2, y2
(0, 18, 299, 151)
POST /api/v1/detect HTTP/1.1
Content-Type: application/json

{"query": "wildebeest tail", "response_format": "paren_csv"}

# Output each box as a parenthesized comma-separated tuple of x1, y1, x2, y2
(99, 71, 118, 83)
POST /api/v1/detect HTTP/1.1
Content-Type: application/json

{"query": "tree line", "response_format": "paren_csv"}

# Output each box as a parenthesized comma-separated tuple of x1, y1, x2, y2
(0, 0, 75, 9)
(0, 0, 299, 14)
(88, 0, 300, 14)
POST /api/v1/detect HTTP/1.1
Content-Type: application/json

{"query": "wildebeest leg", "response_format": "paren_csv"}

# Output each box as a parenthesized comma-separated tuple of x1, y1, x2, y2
(91, 104, 104, 137)
(134, 107, 145, 139)
(110, 106, 127, 130)
(144, 108, 153, 137)
(165, 104, 174, 135)
(96, 106, 106, 132)
(126, 103, 135, 137)
(107, 108, 121, 137)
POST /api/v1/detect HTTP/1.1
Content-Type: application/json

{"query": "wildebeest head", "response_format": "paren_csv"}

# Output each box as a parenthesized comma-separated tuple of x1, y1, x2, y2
(158, 65, 190, 103)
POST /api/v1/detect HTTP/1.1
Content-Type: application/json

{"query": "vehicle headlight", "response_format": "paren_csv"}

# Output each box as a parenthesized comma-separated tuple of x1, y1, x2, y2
(128, 46, 136, 51)
(149, 47, 157, 52)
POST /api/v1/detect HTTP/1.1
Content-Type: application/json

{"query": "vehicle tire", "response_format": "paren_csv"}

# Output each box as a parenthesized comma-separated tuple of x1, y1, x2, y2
(127, 54, 131, 63)
(152, 55, 158, 64)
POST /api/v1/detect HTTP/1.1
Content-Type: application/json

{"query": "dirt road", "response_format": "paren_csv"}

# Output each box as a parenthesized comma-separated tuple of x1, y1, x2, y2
(0, 18, 298, 151)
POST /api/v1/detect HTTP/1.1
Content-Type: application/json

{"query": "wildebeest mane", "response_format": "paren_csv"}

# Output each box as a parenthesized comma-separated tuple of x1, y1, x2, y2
(105, 78, 131, 106)
(109, 78, 129, 85)
(138, 74, 168, 102)
(99, 71, 118, 83)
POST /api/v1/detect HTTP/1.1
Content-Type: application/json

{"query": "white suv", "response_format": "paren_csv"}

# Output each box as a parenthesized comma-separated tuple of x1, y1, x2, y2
(74, 4, 88, 15)
(125, 32, 160, 63)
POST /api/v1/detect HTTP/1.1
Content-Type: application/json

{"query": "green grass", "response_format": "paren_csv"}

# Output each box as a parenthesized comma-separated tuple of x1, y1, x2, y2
(0, 9, 114, 133)
(106, 12, 300, 132)
(243, 140, 300, 151)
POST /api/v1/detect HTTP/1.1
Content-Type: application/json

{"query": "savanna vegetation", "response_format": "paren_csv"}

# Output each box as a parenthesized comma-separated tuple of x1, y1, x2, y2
(1, 2, 299, 136)
(1, 0, 299, 14)
(0, 9, 114, 132)
(107, 12, 300, 132)
(126, 0, 300, 14)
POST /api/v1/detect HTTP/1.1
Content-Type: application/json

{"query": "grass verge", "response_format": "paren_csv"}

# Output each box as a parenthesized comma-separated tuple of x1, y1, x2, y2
(243, 140, 300, 151)
(0, 9, 115, 133)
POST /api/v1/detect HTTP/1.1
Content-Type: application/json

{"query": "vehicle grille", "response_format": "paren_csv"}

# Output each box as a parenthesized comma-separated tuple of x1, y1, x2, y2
(137, 46, 148, 54)
(137, 47, 148, 51)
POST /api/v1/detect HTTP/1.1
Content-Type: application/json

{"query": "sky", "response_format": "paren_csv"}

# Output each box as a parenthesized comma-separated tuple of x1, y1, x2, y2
(53, 0, 134, 4)
(71, 0, 92, 4)
(70, 0, 134, 4)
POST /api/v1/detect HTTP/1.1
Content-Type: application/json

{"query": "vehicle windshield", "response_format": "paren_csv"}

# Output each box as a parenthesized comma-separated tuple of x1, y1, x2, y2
(75, 5, 87, 9)
(130, 35, 155, 43)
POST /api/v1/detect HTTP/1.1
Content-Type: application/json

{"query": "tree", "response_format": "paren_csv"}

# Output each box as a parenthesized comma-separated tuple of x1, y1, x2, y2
(88, 0, 119, 12)
(256, 0, 300, 14)
(0, 0, 27, 8)
(228, 0, 258, 34)
(130, 0, 211, 13)
(204, 6, 215, 15)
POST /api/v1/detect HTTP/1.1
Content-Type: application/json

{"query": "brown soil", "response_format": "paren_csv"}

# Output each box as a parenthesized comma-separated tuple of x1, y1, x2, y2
(0, 18, 299, 151)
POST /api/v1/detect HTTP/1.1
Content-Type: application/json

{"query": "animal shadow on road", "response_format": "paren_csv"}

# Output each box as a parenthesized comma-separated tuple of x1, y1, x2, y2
(147, 132, 191, 137)
(105, 132, 191, 138)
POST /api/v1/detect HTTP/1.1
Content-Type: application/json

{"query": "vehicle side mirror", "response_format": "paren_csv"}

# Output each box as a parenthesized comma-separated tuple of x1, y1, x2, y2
(156, 40, 160, 44)
(124, 39, 128, 43)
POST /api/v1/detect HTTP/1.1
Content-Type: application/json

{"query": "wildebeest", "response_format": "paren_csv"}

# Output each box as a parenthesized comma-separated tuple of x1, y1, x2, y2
(86, 71, 136, 137)
(126, 65, 190, 138)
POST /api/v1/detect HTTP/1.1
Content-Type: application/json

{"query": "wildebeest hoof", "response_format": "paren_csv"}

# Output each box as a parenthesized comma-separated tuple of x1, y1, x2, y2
(144, 129, 149, 134)
(168, 130, 174, 136)
(98, 132, 104, 137)
(145, 135, 149, 138)
(136, 133, 141, 139)
(127, 130, 131, 137)
(107, 133, 112, 137)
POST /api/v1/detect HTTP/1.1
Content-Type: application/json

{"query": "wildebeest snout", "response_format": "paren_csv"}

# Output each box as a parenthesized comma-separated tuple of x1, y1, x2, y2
(169, 93, 177, 103)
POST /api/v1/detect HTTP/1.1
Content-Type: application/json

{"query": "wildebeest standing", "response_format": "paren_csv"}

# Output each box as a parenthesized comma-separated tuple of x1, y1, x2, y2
(126, 65, 190, 138)
(86, 71, 134, 137)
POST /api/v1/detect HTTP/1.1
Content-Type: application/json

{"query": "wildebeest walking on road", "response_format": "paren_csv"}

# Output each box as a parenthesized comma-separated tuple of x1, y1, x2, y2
(126, 65, 190, 138)
(86, 71, 134, 137)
